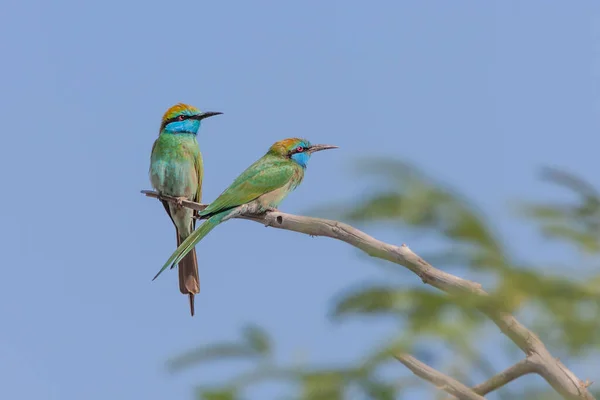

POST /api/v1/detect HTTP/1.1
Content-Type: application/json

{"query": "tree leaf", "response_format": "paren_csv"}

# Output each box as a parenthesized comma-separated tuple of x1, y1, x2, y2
(242, 324, 272, 356)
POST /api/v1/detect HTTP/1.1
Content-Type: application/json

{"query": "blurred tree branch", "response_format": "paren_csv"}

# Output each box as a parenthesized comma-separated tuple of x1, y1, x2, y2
(471, 358, 537, 396)
(394, 354, 484, 400)
(142, 189, 595, 399)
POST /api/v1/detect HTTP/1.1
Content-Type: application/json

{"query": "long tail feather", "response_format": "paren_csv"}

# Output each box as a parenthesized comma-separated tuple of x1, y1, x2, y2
(177, 236, 199, 316)
(152, 212, 228, 281)
(188, 294, 195, 316)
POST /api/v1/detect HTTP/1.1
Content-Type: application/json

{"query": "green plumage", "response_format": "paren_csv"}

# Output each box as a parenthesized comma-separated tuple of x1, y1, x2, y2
(152, 138, 338, 281)
(150, 134, 203, 314)
(149, 103, 222, 316)
(150, 134, 203, 205)
(200, 155, 301, 216)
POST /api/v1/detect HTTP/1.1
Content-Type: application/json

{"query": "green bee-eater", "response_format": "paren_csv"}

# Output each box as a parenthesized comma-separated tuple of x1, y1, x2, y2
(149, 103, 222, 316)
(152, 138, 337, 281)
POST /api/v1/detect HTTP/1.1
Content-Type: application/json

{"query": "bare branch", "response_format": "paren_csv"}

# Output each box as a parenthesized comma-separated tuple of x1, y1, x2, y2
(441, 358, 538, 400)
(394, 354, 485, 400)
(142, 190, 595, 400)
(472, 358, 537, 395)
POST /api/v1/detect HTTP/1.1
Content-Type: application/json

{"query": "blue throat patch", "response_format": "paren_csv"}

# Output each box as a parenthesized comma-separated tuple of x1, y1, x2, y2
(291, 151, 311, 168)
(164, 119, 201, 134)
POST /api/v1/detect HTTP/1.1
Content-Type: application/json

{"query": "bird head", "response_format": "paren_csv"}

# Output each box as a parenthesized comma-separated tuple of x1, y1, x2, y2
(160, 103, 222, 135)
(268, 138, 338, 168)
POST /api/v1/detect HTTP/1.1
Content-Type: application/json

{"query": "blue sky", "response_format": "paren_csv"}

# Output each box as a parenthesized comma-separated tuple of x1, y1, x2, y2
(1, 1, 599, 399)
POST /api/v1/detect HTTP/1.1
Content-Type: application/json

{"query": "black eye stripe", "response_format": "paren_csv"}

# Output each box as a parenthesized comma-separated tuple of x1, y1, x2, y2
(161, 115, 192, 130)
(170, 115, 191, 123)
(288, 146, 307, 156)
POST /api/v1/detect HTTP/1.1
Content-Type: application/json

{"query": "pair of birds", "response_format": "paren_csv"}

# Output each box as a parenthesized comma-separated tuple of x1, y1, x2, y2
(149, 103, 337, 316)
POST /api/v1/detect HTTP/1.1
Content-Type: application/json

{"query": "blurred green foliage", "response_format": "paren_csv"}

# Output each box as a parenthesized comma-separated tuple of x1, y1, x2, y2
(168, 160, 600, 399)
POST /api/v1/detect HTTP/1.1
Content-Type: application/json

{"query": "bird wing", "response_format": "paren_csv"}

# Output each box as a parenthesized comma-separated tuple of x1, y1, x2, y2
(199, 157, 297, 217)
(150, 137, 158, 155)
(193, 149, 203, 204)
(191, 149, 204, 230)
(150, 138, 178, 226)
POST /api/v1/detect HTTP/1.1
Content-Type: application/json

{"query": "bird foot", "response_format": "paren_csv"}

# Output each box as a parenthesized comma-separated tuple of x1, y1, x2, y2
(259, 207, 279, 227)
(174, 196, 187, 208)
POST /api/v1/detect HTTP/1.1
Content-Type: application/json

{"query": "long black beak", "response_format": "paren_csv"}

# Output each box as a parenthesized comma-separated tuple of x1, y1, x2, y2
(307, 144, 338, 153)
(192, 111, 223, 121)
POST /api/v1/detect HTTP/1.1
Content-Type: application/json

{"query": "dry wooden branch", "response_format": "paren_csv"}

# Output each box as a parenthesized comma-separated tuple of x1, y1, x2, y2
(142, 190, 595, 400)
(442, 358, 539, 399)
(395, 354, 485, 400)
(471, 358, 537, 396)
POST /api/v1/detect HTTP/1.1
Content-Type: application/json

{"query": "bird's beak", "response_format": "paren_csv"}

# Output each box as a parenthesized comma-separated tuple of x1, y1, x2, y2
(307, 144, 338, 153)
(193, 111, 223, 121)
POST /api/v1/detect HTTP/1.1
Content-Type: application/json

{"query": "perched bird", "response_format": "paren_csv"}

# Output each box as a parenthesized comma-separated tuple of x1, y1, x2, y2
(152, 138, 337, 279)
(149, 103, 222, 316)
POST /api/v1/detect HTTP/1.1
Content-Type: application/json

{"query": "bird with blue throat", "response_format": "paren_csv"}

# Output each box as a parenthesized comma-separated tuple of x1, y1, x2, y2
(149, 103, 222, 316)
(151, 138, 338, 281)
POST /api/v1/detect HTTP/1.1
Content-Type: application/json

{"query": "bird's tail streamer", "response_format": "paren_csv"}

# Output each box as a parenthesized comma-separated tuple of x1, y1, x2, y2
(152, 211, 230, 281)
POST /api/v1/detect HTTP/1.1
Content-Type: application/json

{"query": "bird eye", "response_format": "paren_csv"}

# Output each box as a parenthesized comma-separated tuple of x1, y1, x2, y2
(296, 146, 304, 152)
(177, 115, 185, 121)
